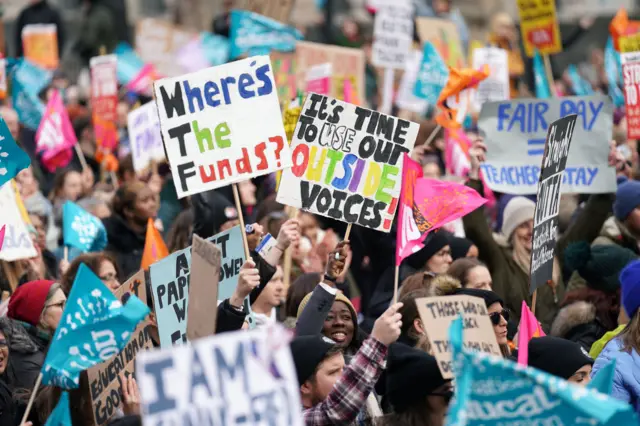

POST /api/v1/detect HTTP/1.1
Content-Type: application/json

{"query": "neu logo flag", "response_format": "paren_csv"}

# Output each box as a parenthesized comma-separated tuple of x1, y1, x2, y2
(62, 201, 107, 252)
(0, 115, 31, 187)
(229, 10, 302, 59)
(42, 263, 150, 388)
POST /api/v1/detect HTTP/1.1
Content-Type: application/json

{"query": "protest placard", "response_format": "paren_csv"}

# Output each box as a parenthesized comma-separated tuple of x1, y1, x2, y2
(153, 56, 291, 198)
(517, 0, 562, 57)
(87, 270, 152, 426)
(372, 1, 413, 69)
(187, 235, 221, 341)
(0, 58, 6, 100)
(150, 226, 246, 347)
(90, 55, 119, 150)
(21, 24, 58, 70)
(305, 63, 332, 96)
(127, 102, 166, 174)
(416, 295, 501, 379)
(240, 0, 295, 23)
(619, 33, 640, 54)
(622, 52, 640, 139)
(395, 50, 428, 115)
(276, 93, 419, 232)
(271, 51, 297, 106)
(229, 10, 301, 59)
(530, 115, 577, 294)
(135, 19, 196, 78)
(472, 47, 510, 111)
(415, 18, 466, 68)
(0, 182, 37, 261)
(137, 325, 302, 426)
(478, 95, 615, 195)
(296, 42, 365, 102)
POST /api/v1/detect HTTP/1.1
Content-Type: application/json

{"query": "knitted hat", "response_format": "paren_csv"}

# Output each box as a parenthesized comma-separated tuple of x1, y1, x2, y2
(527, 336, 593, 380)
(449, 237, 474, 261)
(404, 231, 451, 270)
(565, 241, 637, 293)
(386, 343, 449, 412)
(501, 196, 535, 239)
(8, 280, 56, 327)
(297, 292, 358, 343)
(454, 288, 503, 309)
(614, 180, 640, 221)
(290, 335, 336, 385)
(620, 260, 640, 318)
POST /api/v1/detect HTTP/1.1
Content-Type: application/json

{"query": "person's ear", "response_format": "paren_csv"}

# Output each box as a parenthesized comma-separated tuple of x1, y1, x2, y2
(414, 317, 425, 335)
(300, 380, 313, 397)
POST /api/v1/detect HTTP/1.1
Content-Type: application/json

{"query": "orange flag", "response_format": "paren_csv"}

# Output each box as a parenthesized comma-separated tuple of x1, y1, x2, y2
(141, 218, 169, 270)
(435, 66, 489, 129)
(610, 8, 640, 51)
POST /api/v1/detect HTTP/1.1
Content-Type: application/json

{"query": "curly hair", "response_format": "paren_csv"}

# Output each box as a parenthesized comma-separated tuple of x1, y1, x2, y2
(60, 253, 120, 296)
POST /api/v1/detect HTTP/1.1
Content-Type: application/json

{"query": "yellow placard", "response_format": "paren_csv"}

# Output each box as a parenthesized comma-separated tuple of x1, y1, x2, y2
(620, 33, 640, 53)
(517, 0, 562, 57)
(22, 24, 59, 70)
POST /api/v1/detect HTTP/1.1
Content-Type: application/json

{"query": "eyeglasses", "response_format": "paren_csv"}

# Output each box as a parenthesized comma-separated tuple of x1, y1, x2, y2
(489, 308, 509, 325)
(99, 273, 118, 283)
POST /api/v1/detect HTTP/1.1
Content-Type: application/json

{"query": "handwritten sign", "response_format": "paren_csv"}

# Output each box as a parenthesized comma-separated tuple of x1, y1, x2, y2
(135, 19, 196, 78)
(472, 47, 510, 111)
(478, 95, 614, 195)
(530, 115, 576, 293)
(137, 325, 302, 426)
(517, 0, 562, 57)
(153, 56, 290, 198)
(22, 24, 58, 70)
(622, 52, 640, 139)
(0, 182, 37, 261)
(90, 55, 119, 150)
(372, 0, 413, 69)
(276, 93, 419, 232)
(150, 226, 246, 347)
(416, 295, 501, 379)
(87, 270, 152, 426)
(305, 63, 332, 96)
(186, 235, 221, 341)
(127, 102, 166, 174)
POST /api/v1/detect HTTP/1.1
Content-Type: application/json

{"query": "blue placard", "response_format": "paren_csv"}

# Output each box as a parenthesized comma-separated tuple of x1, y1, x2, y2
(229, 9, 302, 59)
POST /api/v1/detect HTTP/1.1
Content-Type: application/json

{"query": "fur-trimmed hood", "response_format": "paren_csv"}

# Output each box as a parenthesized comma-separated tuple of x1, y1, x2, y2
(551, 301, 596, 338)
(0, 318, 40, 354)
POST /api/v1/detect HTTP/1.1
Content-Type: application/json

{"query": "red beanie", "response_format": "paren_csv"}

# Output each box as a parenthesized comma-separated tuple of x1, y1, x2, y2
(8, 280, 56, 327)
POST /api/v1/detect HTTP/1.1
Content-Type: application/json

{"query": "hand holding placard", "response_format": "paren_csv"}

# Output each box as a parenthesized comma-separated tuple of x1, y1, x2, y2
(230, 259, 260, 309)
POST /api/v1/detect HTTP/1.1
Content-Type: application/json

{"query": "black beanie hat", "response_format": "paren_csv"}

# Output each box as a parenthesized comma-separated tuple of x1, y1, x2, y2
(290, 335, 336, 385)
(527, 336, 593, 380)
(449, 237, 474, 260)
(405, 231, 451, 270)
(386, 343, 449, 413)
(454, 288, 503, 309)
(192, 190, 239, 239)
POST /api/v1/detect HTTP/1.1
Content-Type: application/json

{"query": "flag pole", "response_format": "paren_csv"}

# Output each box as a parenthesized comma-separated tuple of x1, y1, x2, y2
(425, 124, 442, 147)
(73, 144, 89, 171)
(531, 290, 537, 316)
(392, 265, 400, 304)
(20, 372, 42, 424)
(283, 206, 298, 294)
(64, 246, 68, 262)
(344, 223, 353, 241)
(542, 55, 556, 98)
(232, 183, 251, 260)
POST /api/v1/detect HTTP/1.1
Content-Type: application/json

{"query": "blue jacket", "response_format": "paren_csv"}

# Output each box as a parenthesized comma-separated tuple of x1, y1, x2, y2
(592, 336, 640, 414)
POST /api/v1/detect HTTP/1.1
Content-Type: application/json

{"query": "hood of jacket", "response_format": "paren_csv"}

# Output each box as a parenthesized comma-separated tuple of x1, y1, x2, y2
(551, 301, 596, 339)
(598, 216, 638, 251)
(102, 214, 146, 252)
(0, 319, 43, 355)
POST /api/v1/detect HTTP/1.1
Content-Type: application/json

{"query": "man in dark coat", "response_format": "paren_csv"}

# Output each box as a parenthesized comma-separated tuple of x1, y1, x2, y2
(14, 0, 65, 57)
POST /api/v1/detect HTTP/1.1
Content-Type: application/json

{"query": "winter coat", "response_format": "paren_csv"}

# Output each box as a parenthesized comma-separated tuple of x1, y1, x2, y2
(592, 336, 640, 414)
(593, 216, 640, 254)
(4, 321, 49, 392)
(14, 0, 65, 57)
(75, 0, 118, 64)
(550, 301, 608, 352)
(102, 214, 146, 281)
(463, 179, 614, 331)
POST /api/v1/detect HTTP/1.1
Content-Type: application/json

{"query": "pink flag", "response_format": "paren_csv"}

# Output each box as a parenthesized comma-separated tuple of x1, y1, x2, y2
(127, 63, 157, 96)
(0, 225, 5, 252)
(517, 300, 546, 366)
(396, 154, 488, 265)
(35, 90, 77, 172)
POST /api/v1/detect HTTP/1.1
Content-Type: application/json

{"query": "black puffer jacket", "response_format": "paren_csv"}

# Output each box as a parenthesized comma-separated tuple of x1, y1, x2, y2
(2, 320, 49, 392)
(102, 214, 146, 281)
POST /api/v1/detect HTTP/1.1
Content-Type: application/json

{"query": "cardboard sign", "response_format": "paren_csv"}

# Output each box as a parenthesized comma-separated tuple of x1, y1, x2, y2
(478, 95, 615, 195)
(276, 93, 419, 232)
(241, 0, 295, 23)
(87, 270, 151, 426)
(372, 1, 413, 69)
(517, 0, 562, 57)
(415, 18, 466, 68)
(0, 182, 37, 261)
(150, 226, 246, 348)
(22, 24, 58, 70)
(296, 42, 366, 103)
(186, 235, 221, 341)
(136, 325, 302, 426)
(622, 52, 640, 139)
(416, 295, 501, 379)
(127, 102, 166, 174)
(530, 115, 577, 293)
(472, 47, 510, 111)
(135, 19, 197, 78)
(90, 55, 119, 150)
(153, 56, 291, 198)
(305, 63, 332, 96)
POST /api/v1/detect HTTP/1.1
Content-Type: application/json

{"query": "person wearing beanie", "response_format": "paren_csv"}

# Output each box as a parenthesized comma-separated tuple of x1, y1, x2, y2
(592, 259, 640, 414)
(293, 303, 402, 425)
(6, 280, 65, 391)
(377, 344, 452, 426)
(464, 139, 616, 332)
(527, 336, 594, 385)
(593, 180, 640, 255)
(449, 236, 478, 260)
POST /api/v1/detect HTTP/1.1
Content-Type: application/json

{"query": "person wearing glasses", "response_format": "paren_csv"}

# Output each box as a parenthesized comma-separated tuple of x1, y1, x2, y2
(5, 280, 66, 391)
(59, 252, 121, 296)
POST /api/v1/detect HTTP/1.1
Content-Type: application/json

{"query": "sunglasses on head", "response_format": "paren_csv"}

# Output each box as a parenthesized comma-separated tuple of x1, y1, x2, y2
(489, 308, 509, 325)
